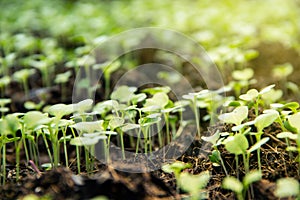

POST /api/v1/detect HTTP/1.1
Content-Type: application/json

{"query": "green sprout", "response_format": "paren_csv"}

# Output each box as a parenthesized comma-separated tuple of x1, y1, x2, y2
(222, 170, 262, 200)
(179, 171, 210, 200)
(0, 76, 11, 97)
(274, 177, 300, 199)
(70, 120, 104, 174)
(0, 98, 11, 118)
(13, 68, 36, 98)
(93, 61, 121, 99)
(272, 63, 293, 95)
(162, 161, 191, 193)
(54, 70, 72, 102)
(202, 131, 228, 176)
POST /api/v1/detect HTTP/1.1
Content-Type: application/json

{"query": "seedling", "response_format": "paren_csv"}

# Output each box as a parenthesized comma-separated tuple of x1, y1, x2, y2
(47, 103, 74, 166)
(54, 70, 72, 102)
(222, 170, 262, 200)
(239, 84, 275, 116)
(93, 61, 121, 99)
(0, 76, 11, 97)
(179, 171, 210, 200)
(0, 98, 11, 118)
(13, 68, 36, 98)
(25, 55, 54, 87)
(230, 68, 255, 96)
(274, 177, 300, 199)
(108, 117, 125, 159)
(253, 112, 278, 172)
(70, 120, 104, 173)
(286, 112, 300, 174)
(202, 131, 228, 176)
(0, 115, 20, 184)
(162, 161, 191, 193)
(182, 91, 202, 138)
(272, 63, 293, 94)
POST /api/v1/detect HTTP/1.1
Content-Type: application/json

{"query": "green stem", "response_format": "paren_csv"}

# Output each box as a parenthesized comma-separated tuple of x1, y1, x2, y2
(42, 132, 53, 166)
(76, 146, 81, 174)
(193, 97, 201, 138)
(120, 131, 125, 159)
(2, 144, 6, 185)
(164, 113, 170, 143)
(135, 128, 141, 155)
(16, 141, 21, 181)
(63, 128, 69, 167)
(235, 155, 239, 179)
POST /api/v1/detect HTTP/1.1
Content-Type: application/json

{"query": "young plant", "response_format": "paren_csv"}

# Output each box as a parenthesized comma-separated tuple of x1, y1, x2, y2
(274, 177, 300, 199)
(70, 120, 105, 174)
(93, 61, 121, 99)
(13, 68, 36, 98)
(202, 131, 228, 176)
(71, 133, 107, 175)
(222, 170, 262, 200)
(179, 171, 210, 200)
(54, 70, 72, 102)
(230, 68, 256, 97)
(162, 161, 191, 193)
(0, 116, 20, 185)
(272, 63, 293, 95)
(218, 106, 248, 130)
(239, 84, 275, 116)
(0, 76, 11, 97)
(0, 98, 11, 118)
(286, 112, 300, 174)
(253, 112, 278, 172)
(182, 91, 202, 138)
(47, 103, 74, 166)
(108, 117, 125, 159)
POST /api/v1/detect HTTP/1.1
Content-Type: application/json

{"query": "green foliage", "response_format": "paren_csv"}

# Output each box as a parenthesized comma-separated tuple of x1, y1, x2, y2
(274, 177, 300, 198)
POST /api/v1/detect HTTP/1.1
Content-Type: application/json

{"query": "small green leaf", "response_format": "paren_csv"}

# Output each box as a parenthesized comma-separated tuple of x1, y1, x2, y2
(243, 170, 262, 186)
(131, 93, 147, 104)
(109, 117, 124, 130)
(144, 92, 169, 109)
(248, 137, 270, 153)
(239, 89, 259, 101)
(121, 123, 140, 132)
(259, 84, 276, 95)
(254, 113, 278, 131)
(222, 176, 243, 194)
(275, 177, 299, 198)
(142, 86, 170, 95)
(289, 113, 300, 131)
(162, 161, 191, 174)
(232, 68, 254, 81)
(111, 85, 137, 103)
(74, 99, 93, 113)
(24, 111, 52, 129)
(179, 171, 210, 193)
(224, 134, 248, 155)
(48, 103, 74, 118)
(70, 136, 105, 146)
(277, 132, 297, 140)
(218, 106, 248, 125)
(201, 131, 220, 146)
(71, 121, 104, 133)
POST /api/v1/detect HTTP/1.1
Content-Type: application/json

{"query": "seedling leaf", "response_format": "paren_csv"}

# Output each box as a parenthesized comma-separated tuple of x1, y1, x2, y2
(243, 170, 262, 186)
(224, 134, 248, 155)
(275, 177, 300, 198)
(254, 113, 277, 131)
(222, 176, 243, 194)
(218, 106, 248, 125)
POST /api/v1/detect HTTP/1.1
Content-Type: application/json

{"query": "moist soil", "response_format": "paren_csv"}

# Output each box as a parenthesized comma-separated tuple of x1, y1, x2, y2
(1, 43, 300, 200)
